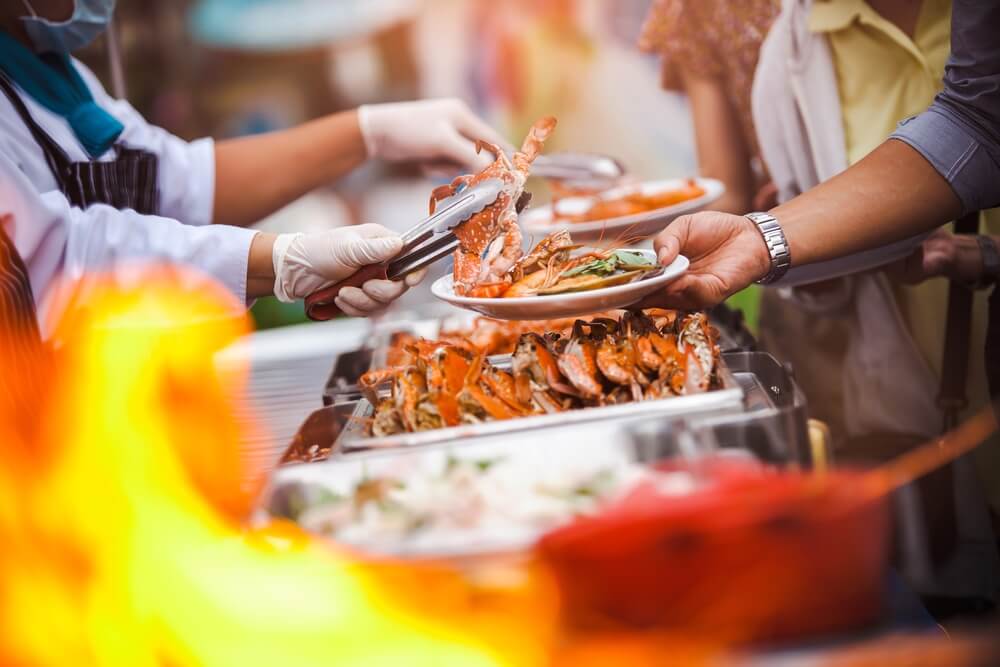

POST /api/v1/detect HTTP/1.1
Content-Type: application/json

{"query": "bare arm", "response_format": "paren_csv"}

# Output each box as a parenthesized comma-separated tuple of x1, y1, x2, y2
(213, 111, 367, 228)
(679, 69, 757, 214)
(776, 139, 962, 265)
(648, 140, 962, 309)
(246, 233, 278, 299)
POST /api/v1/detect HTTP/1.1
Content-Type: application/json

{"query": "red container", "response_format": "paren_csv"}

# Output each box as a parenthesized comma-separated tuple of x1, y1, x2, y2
(536, 460, 890, 645)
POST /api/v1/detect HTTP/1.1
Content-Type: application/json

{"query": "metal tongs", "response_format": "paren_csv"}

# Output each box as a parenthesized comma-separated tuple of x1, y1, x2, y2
(305, 178, 530, 321)
(529, 152, 626, 189)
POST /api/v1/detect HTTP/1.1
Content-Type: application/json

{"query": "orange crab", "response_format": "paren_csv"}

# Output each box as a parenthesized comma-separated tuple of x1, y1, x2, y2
(430, 116, 557, 297)
(363, 311, 722, 437)
(556, 321, 605, 401)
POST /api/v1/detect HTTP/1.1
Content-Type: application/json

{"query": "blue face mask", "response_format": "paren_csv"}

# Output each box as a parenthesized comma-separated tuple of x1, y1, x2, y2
(20, 0, 117, 54)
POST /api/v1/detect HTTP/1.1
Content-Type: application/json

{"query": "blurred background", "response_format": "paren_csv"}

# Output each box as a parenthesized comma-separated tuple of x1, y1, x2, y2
(74, 0, 697, 328)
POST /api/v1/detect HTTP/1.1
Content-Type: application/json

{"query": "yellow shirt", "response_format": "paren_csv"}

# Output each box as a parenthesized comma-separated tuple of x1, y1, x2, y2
(810, 0, 952, 165)
(811, 0, 1000, 508)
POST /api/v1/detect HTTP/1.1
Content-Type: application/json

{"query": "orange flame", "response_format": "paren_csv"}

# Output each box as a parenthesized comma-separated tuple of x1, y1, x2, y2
(0, 267, 556, 667)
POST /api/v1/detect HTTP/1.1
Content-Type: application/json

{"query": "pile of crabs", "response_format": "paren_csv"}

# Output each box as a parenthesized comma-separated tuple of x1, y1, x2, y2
(386, 316, 586, 366)
(360, 309, 721, 437)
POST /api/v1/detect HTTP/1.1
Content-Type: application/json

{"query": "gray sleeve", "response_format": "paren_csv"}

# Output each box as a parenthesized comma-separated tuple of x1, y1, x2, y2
(889, 0, 1000, 214)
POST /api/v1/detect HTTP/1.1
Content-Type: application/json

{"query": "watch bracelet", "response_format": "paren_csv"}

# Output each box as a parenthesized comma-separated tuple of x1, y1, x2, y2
(744, 212, 791, 284)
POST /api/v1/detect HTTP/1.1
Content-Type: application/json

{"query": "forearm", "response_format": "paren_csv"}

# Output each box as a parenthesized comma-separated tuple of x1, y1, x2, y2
(213, 111, 367, 228)
(247, 233, 277, 299)
(773, 139, 962, 267)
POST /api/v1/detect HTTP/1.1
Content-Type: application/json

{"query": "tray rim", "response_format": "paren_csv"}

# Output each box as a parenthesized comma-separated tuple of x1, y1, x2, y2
(520, 176, 725, 236)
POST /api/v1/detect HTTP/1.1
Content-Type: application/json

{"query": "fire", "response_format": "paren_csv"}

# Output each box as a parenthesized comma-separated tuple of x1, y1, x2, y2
(0, 267, 554, 667)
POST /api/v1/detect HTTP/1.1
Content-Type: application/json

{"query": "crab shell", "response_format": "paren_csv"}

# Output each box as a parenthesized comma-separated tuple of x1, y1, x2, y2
(448, 116, 557, 296)
(677, 313, 719, 393)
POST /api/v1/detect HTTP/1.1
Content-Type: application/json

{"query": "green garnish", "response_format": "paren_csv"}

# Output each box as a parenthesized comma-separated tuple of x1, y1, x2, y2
(559, 251, 655, 279)
(612, 250, 656, 269)
(560, 258, 615, 278)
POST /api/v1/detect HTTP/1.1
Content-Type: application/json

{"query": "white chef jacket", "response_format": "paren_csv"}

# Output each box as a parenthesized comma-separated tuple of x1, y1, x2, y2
(0, 59, 257, 328)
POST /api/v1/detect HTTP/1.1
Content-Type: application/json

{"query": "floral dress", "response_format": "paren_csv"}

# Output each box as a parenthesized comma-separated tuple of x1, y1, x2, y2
(638, 0, 781, 164)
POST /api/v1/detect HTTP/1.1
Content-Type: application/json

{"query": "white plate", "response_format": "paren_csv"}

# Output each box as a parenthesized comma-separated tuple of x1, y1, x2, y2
(521, 177, 725, 242)
(430, 250, 689, 321)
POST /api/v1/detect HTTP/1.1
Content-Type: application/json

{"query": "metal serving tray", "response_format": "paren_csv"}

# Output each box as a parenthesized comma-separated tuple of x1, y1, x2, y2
(283, 351, 810, 463)
(335, 355, 744, 452)
(321, 304, 755, 406)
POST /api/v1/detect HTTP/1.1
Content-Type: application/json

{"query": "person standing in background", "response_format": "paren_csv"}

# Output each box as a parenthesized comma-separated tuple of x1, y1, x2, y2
(638, 0, 852, 439)
(638, 0, 778, 214)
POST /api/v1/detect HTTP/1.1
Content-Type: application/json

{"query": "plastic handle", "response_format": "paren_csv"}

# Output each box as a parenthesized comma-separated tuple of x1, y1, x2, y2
(303, 263, 389, 321)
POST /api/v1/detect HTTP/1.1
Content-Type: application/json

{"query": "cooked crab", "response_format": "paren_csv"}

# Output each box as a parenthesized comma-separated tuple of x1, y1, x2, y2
(365, 310, 721, 436)
(431, 116, 557, 297)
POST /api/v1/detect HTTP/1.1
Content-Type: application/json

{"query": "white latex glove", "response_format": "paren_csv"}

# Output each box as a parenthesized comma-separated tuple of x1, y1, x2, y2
(272, 224, 427, 317)
(358, 98, 514, 172)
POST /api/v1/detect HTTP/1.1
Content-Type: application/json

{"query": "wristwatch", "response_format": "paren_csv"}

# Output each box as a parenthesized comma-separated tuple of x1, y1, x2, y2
(744, 212, 792, 284)
(970, 235, 999, 290)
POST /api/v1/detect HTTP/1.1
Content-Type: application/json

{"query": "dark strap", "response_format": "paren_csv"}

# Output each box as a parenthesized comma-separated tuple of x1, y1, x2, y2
(0, 221, 46, 437)
(938, 211, 981, 430)
(0, 71, 159, 215)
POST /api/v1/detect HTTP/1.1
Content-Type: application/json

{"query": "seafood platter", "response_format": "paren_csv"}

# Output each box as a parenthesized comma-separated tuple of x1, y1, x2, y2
(521, 177, 726, 242)
(420, 116, 693, 319)
(336, 309, 748, 452)
(288, 307, 811, 469)
(431, 246, 689, 320)
(320, 303, 757, 410)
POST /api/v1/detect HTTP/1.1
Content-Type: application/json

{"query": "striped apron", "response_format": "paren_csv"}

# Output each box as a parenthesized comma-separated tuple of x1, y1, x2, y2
(0, 72, 159, 429)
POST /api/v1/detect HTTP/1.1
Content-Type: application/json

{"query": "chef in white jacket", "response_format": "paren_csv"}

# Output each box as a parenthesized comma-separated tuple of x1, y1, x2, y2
(0, 0, 508, 334)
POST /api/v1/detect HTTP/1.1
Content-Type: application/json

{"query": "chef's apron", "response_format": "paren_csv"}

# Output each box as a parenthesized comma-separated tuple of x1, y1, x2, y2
(0, 71, 159, 433)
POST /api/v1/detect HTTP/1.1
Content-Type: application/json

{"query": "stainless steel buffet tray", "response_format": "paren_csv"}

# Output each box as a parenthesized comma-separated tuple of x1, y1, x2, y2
(335, 356, 744, 452)
(322, 306, 755, 406)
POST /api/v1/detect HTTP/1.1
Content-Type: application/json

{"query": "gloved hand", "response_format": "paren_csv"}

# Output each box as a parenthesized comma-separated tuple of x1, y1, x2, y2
(272, 224, 427, 317)
(358, 98, 513, 172)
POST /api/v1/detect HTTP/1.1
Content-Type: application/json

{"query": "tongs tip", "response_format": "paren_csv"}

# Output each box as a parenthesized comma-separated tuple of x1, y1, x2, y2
(515, 191, 532, 214)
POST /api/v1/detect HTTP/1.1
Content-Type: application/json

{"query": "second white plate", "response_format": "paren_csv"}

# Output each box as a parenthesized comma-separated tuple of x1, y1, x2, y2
(521, 177, 725, 242)
(430, 250, 689, 321)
